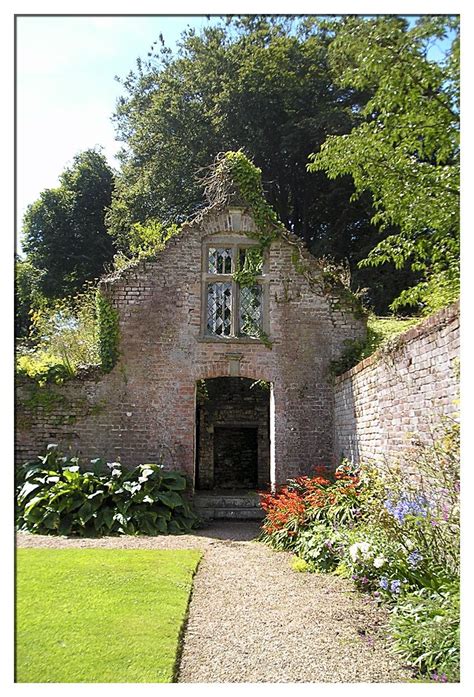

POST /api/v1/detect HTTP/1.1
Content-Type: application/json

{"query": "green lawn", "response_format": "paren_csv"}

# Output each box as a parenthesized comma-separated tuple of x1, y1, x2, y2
(16, 547, 202, 683)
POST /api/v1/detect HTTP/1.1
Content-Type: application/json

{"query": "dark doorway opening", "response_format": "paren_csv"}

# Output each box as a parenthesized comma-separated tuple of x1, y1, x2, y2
(213, 426, 258, 490)
(195, 377, 270, 491)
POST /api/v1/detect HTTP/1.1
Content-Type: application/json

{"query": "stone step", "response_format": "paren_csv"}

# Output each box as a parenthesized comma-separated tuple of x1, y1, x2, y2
(192, 492, 266, 520)
(193, 494, 262, 509)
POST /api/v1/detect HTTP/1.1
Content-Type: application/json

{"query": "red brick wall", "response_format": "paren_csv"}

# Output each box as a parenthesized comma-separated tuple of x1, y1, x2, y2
(333, 302, 460, 465)
(15, 207, 365, 487)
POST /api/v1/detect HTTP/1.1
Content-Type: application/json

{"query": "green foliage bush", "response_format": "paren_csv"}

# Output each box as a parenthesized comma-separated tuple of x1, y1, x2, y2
(259, 420, 460, 681)
(16, 284, 101, 381)
(16, 352, 74, 386)
(111, 219, 180, 270)
(16, 444, 198, 536)
(330, 315, 421, 376)
(390, 583, 460, 682)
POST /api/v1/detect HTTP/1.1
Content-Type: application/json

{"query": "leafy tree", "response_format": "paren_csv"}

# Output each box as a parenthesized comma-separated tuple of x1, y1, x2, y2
(309, 16, 459, 312)
(108, 15, 416, 312)
(15, 256, 44, 338)
(22, 149, 116, 299)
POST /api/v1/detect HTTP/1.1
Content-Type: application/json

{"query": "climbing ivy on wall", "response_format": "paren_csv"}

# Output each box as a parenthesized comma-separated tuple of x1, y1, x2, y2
(20, 381, 67, 413)
(202, 151, 282, 275)
(233, 246, 264, 288)
(223, 151, 283, 249)
(201, 151, 365, 317)
(95, 290, 119, 372)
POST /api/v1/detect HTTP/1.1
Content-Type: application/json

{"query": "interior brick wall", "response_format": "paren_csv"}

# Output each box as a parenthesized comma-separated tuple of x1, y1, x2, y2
(196, 377, 270, 490)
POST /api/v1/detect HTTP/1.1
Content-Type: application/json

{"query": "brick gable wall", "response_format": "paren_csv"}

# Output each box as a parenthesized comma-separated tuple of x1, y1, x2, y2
(16, 208, 365, 487)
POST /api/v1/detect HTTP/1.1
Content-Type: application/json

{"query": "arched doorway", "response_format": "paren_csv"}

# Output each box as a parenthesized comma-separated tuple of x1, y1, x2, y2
(195, 377, 271, 492)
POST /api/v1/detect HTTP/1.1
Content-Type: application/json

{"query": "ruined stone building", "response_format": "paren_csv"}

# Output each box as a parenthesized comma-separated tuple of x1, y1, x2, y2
(16, 159, 367, 510)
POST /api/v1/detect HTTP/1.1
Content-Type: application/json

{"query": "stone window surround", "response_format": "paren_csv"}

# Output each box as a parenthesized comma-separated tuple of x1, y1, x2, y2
(200, 234, 270, 342)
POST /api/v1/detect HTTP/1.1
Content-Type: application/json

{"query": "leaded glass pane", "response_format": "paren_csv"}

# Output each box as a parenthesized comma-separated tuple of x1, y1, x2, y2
(239, 285, 263, 337)
(207, 283, 232, 336)
(208, 248, 232, 274)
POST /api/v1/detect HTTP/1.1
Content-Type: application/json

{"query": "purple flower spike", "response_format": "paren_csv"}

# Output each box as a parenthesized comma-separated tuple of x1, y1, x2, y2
(384, 494, 429, 524)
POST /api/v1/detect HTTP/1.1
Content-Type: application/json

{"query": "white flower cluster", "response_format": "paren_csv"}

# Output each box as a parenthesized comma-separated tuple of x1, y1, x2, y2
(349, 541, 386, 568)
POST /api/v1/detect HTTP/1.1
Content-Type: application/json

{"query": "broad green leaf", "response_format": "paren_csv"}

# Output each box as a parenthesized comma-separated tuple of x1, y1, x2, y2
(18, 481, 44, 503)
(156, 491, 184, 509)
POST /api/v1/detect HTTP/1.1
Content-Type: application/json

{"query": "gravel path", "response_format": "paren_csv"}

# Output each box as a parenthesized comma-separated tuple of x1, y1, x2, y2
(17, 523, 411, 683)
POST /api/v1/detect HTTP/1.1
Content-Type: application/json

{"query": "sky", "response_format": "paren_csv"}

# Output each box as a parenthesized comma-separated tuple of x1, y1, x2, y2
(16, 15, 217, 242)
(16, 13, 457, 248)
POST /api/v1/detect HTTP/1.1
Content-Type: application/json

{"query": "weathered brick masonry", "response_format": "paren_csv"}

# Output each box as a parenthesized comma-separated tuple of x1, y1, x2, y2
(333, 302, 460, 465)
(16, 206, 365, 488)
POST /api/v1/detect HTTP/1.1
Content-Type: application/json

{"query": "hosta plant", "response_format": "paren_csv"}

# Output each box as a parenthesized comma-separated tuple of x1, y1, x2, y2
(16, 444, 198, 536)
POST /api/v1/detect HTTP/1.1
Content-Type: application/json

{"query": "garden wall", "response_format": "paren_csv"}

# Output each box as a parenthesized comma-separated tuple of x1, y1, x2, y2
(333, 302, 460, 465)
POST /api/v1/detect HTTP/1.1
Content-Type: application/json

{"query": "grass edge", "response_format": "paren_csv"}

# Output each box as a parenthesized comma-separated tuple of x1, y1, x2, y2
(172, 550, 205, 683)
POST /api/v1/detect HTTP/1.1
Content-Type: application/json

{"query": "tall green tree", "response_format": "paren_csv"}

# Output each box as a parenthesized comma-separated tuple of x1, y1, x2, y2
(15, 256, 44, 338)
(109, 16, 417, 312)
(22, 149, 116, 299)
(309, 16, 459, 312)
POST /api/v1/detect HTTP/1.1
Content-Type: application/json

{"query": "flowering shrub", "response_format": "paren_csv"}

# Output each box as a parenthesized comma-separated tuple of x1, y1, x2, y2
(259, 464, 361, 542)
(259, 420, 460, 682)
(333, 524, 405, 593)
(259, 486, 307, 548)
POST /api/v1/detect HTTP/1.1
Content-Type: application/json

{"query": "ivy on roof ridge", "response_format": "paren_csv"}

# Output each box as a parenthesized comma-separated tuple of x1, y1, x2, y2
(200, 150, 365, 318)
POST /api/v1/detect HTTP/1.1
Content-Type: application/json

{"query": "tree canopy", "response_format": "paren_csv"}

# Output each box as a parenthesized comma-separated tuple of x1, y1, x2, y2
(108, 15, 418, 313)
(15, 256, 44, 338)
(309, 15, 459, 312)
(18, 16, 459, 319)
(22, 149, 116, 300)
